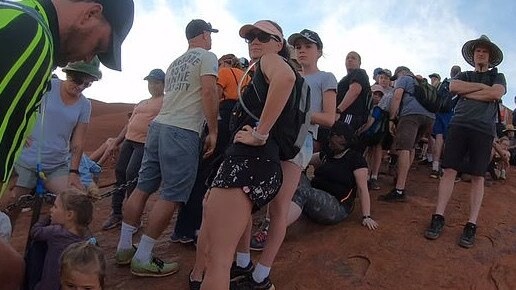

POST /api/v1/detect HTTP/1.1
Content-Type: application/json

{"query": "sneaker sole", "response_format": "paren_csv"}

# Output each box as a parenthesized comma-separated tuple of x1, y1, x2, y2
(458, 240, 474, 249)
(131, 264, 180, 278)
(424, 231, 441, 240)
(250, 247, 264, 252)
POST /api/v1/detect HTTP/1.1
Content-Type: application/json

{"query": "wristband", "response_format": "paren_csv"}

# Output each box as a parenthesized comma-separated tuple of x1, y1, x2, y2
(251, 128, 269, 141)
(362, 215, 371, 220)
(69, 169, 80, 175)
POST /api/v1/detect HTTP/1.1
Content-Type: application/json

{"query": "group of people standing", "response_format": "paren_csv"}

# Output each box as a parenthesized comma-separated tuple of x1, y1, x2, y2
(0, 1, 509, 288)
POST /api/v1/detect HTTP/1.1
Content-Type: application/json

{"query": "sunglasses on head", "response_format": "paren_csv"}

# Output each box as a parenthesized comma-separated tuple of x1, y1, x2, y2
(244, 31, 281, 44)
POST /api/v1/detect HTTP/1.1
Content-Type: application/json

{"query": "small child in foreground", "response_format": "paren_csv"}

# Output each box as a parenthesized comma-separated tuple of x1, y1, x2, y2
(61, 241, 106, 290)
(29, 189, 94, 290)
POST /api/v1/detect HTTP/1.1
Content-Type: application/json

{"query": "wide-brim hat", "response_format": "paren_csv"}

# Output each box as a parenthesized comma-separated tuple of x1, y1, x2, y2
(62, 56, 102, 80)
(461, 35, 503, 68)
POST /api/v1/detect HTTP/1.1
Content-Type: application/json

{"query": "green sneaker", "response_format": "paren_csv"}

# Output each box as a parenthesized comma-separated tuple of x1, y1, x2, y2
(115, 245, 137, 265)
(131, 257, 179, 277)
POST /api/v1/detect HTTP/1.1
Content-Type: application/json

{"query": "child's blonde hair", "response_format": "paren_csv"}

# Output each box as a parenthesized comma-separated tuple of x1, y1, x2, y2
(60, 241, 106, 288)
(59, 189, 93, 236)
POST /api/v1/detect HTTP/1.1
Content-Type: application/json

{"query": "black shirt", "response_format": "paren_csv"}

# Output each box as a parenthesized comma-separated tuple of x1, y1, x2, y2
(336, 68, 371, 116)
(311, 149, 368, 203)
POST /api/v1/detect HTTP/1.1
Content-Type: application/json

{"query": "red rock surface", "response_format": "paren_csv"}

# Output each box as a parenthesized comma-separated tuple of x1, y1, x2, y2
(10, 100, 516, 290)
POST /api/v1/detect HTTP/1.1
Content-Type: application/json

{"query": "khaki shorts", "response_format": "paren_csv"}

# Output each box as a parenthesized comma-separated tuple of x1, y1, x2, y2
(14, 162, 69, 189)
(394, 115, 434, 150)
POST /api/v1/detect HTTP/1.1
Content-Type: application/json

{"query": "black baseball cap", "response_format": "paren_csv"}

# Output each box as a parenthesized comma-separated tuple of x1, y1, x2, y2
(185, 19, 219, 40)
(288, 29, 323, 49)
(96, 0, 135, 71)
(390, 66, 411, 81)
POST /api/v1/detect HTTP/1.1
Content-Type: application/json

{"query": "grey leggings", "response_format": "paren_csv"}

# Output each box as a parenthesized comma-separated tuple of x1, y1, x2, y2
(292, 174, 353, 225)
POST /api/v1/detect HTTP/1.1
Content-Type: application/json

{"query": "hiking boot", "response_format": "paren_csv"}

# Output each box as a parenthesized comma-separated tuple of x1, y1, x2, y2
(424, 214, 445, 240)
(250, 230, 268, 251)
(102, 214, 123, 230)
(429, 170, 440, 179)
(131, 256, 179, 277)
(230, 261, 254, 282)
(458, 222, 477, 249)
(232, 275, 275, 290)
(378, 188, 406, 202)
(368, 178, 381, 190)
(115, 245, 137, 265)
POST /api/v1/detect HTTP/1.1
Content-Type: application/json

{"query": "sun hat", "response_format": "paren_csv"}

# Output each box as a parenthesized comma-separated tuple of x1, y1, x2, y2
(371, 84, 385, 95)
(461, 35, 503, 68)
(239, 20, 284, 41)
(185, 19, 219, 40)
(143, 69, 165, 82)
(287, 29, 323, 49)
(95, 0, 134, 71)
(62, 56, 102, 80)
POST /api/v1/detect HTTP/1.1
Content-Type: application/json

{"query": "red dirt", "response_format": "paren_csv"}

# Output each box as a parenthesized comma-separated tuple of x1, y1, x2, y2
(10, 100, 516, 290)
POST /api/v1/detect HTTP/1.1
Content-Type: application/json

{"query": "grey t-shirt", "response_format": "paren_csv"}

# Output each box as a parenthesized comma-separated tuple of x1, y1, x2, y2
(451, 70, 507, 136)
(17, 78, 91, 170)
(378, 86, 394, 111)
(395, 76, 435, 119)
(304, 71, 338, 139)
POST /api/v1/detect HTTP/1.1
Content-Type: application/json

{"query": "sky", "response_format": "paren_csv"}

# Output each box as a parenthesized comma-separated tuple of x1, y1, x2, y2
(71, 0, 516, 109)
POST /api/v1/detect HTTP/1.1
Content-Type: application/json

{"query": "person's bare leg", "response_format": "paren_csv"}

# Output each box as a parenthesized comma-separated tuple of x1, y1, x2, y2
(201, 188, 252, 290)
(236, 216, 252, 254)
(258, 161, 302, 267)
(395, 150, 411, 189)
(432, 134, 444, 171)
(144, 199, 178, 239)
(191, 190, 211, 281)
(0, 239, 24, 290)
(45, 175, 69, 194)
(468, 176, 485, 224)
(286, 201, 302, 226)
(371, 144, 383, 177)
(123, 188, 150, 227)
(435, 168, 458, 215)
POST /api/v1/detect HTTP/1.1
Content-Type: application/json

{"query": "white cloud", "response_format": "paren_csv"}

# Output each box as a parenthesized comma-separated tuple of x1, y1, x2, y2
(78, 0, 515, 109)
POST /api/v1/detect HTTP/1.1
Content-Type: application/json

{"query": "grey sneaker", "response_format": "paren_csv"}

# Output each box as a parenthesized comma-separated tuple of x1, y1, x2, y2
(368, 178, 380, 190)
(102, 214, 122, 230)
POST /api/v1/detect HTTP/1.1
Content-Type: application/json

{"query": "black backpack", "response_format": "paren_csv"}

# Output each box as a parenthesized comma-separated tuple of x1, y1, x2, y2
(412, 78, 454, 113)
(234, 59, 311, 160)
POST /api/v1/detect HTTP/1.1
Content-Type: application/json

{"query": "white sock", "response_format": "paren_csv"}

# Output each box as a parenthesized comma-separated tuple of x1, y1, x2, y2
(133, 234, 156, 264)
(252, 263, 271, 283)
(432, 161, 440, 171)
(117, 222, 136, 251)
(236, 252, 251, 268)
(371, 174, 378, 180)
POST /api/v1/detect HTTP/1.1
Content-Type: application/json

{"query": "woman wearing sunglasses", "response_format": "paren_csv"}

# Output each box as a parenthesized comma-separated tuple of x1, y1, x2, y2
(2, 57, 100, 220)
(193, 20, 296, 290)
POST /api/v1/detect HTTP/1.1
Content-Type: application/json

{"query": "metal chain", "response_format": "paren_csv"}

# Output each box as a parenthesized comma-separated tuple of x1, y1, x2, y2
(2, 177, 138, 213)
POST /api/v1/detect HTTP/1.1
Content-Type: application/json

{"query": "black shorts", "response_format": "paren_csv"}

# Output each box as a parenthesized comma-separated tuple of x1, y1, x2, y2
(441, 125, 494, 176)
(211, 155, 282, 211)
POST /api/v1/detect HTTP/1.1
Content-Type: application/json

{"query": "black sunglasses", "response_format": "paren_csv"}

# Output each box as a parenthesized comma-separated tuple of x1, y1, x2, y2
(244, 31, 281, 44)
(67, 72, 93, 88)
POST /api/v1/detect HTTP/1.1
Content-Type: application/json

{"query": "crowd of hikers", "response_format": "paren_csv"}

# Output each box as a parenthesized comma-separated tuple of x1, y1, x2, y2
(0, 1, 513, 289)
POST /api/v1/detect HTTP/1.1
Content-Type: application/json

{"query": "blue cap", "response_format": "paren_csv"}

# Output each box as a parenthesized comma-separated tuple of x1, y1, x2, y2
(144, 69, 165, 81)
(373, 67, 383, 78)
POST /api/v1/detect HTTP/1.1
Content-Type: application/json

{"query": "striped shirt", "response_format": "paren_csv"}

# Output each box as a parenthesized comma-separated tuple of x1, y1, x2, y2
(0, 0, 59, 195)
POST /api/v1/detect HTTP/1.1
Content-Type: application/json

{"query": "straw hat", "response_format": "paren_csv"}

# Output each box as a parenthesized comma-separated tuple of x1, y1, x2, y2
(461, 35, 503, 68)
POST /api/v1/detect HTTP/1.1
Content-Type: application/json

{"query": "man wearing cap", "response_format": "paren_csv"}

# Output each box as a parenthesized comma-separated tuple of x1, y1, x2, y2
(115, 19, 219, 277)
(428, 73, 441, 87)
(0, 0, 134, 198)
(335, 51, 371, 132)
(379, 66, 435, 202)
(1, 57, 101, 226)
(101, 69, 165, 231)
(425, 35, 506, 248)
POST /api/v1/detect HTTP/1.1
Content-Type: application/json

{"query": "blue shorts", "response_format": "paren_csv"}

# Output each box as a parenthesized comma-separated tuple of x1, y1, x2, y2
(136, 122, 201, 203)
(432, 112, 453, 138)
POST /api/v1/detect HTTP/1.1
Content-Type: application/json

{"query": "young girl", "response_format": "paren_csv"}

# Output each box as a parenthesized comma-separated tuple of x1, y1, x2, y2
(30, 189, 94, 290)
(61, 241, 106, 290)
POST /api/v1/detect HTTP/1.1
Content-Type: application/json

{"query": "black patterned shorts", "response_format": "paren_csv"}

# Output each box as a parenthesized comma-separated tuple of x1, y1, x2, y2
(211, 155, 282, 211)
